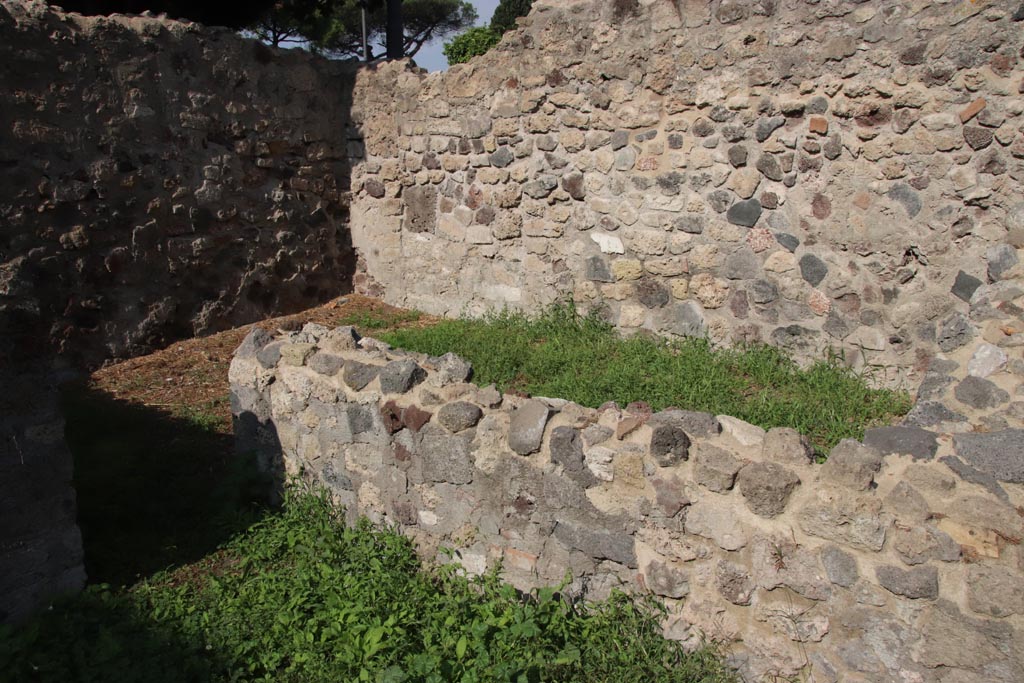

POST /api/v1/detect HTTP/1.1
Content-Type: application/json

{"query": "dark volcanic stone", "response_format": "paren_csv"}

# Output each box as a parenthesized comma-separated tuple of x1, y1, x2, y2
(953, 430, 1024, 483)
(553, 521, 637, 568)
(756, 154, 784, 181)
(963, 125, 993, 151)
(379, 359, 427, 394)
(755, 116, 786, 142)
(436, 401, 483, 433)
(585, 256, 614, 282)
(876, 564, 938, 599)
(887, 183, 922, 218)
(903, 401, 966, 428)
(799, 254, 828, 286)
(937, 312, 974, 352)
(951, 270, 983, 302)
(489, 146, 514, 168)
(636, 277, 670, 308)
(649, 424, 691, 467)
(939, 456, 1009, 501)
(863, 426, 938, 460)
(954, 375, 1009, 409)
(342, 360, 380, 390)
(308, 351, 344, 376)
(726, 198, 762, 227)
(775, 232, 799, 253)
(737, 462, 800, 518)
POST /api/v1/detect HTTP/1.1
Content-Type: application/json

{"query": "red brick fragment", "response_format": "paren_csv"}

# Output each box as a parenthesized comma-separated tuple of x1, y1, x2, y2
(959, 97, 986, 123)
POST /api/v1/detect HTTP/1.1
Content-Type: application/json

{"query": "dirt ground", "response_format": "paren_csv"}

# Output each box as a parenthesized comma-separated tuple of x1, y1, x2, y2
(89, 294, 435, 432)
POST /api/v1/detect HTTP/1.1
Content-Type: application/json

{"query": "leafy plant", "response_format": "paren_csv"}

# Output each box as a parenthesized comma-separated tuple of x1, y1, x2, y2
(3, 487, 737, 683)
(443, 25, 501, 65)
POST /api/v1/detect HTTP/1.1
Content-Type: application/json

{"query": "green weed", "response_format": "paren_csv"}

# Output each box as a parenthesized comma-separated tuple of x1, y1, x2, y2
(381, 303, 910, 452)
(2, 488, 736, 683)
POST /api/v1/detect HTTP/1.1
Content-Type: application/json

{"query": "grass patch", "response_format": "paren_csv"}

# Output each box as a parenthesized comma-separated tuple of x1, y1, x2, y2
(381, 304, 911, 452)
(1, 488, 736, 683)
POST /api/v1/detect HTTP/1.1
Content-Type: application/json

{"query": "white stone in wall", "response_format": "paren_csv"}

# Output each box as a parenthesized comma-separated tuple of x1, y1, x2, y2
(590, 232, 624, 254)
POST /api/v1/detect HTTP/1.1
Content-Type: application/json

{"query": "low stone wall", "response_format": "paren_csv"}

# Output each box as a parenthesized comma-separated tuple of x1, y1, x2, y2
(230, 325, 1024, 683)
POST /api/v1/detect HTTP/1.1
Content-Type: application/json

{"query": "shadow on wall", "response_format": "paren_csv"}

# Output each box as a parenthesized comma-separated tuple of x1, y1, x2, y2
(62, 383, 277, 588)
(0, 0, 363, 621)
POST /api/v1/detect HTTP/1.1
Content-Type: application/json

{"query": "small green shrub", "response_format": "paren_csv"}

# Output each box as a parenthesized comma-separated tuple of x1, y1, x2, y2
(443, 26, 502, 65)
(2, 488, 736, 683)
(381, 303, 911, 452)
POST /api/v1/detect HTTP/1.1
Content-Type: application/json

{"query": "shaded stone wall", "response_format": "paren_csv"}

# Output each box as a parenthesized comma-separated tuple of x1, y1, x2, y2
(350, 0, 1024, 387)
(230, 324, 1024, 683)
(0, 0, 358, 368)
(0, 1, 359, 621)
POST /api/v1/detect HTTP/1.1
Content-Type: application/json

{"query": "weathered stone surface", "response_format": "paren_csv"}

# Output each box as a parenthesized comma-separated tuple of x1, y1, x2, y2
(726, 198, 762, 227)
(903, 401, 966, 428)
(965, 565, 1024, 617)
(427, 352, 473, 386)
(954, 375, 1009, 409)
(893, 526, 961, 566)
(953, 430, 1024, 483)
(952, 270, 983, 301)
(798, 254, 828, 286)
(379, 359, 427, 394)
(821, 545, 858, 587)
(642, 559, 690, 598)
(419, 426, 475, 485)
(875, 564, 938, 599)
(553, 521, 636, 568)
(256, 340, 285, 369)
(236, 328, 274, 359)
(987, 244, 1019, 282)
(936, 312, 974, 351)
(694, 444, 742, 492)
(755, 116, 786, 142)
(750, 537, 830, 601)
(508, 400, 552, 455)
(798, 495, 890, 551)
(649, 422, 691, 466)
(716, 560, 754, 605)
(820, 440, 882, 490)
(762, 427, 814, 466)
(886, 183, 922, 217)
(862, 427, 938, 460)
(342, 360, 380, 390)
(737, 462, 800, 518)
(436, 401, 482, 432)
(403, 185, 438, 233)
(308, 351, 345, 376)
(585, 256, 614, 282)
(967, 343, 1007, 378)
(685, 497, 749, 551)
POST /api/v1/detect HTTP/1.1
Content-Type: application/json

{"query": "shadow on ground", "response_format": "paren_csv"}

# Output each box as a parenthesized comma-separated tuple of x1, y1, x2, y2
(61, 383, 271, 588)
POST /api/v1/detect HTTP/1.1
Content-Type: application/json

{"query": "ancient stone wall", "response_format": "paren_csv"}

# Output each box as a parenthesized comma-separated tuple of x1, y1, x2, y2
(0, 0, 359, 621)
(0, 0, 357, 367)
(350, 0, 1024, 387)
(230, 324, 1024, 683)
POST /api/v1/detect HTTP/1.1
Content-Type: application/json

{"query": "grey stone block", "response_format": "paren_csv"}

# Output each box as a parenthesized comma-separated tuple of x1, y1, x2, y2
(342, 360, 380, 391)
(876, 564, 938, 600)
(737, 462, 800, 517)
(436, 401, 482, 433)
(552, 521, 636, 568)
(379, 359, 426, 394)
(726, 198, 762, 227)
(952, 430, 1024, 483)
(508, 400, 552, 455)
(863, 427, 938, 460)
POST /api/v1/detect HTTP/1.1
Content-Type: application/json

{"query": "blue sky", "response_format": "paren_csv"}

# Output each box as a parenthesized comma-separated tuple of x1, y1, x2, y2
(413, 0, 501, 72)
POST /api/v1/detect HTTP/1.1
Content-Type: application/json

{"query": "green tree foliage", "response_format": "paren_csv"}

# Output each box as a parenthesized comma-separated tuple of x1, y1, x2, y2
(251, 0, 476, 59)
(442, 0, 532, 67)
(489, 0, 534, 33)
(442, 26, 501, 65)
